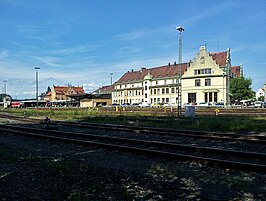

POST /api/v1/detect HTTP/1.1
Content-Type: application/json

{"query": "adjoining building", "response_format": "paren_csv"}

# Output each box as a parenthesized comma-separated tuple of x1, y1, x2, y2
(112, 46, 242, 106)
(255, 83, 266, 101)
(80, 94, 111, 107)
(49, 85, 85, 102)
(66, 86, 113, 108)
(67, 93, 112, 107)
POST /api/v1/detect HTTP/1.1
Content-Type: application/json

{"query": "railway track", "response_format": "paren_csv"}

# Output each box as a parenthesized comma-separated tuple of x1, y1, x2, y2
(1, 113, 265, 144)
(1, 123, 266, 173)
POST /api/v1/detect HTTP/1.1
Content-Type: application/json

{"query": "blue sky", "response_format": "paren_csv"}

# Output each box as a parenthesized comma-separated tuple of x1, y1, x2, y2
(0, 0, 265, 99)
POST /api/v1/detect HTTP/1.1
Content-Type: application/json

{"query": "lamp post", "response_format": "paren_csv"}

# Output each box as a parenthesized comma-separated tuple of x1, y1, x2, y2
(110, 73, 113, 85)
(176, 26, 185, 116)
(34, 67, 40, 109)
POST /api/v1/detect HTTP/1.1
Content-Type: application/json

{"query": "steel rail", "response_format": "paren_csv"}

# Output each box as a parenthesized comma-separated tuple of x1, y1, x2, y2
(1, 124, 266, 173)
(1, 113, 266, 143)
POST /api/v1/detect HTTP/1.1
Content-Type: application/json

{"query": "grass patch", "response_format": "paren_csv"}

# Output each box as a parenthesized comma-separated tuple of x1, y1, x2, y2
(2, 108, 266, 133)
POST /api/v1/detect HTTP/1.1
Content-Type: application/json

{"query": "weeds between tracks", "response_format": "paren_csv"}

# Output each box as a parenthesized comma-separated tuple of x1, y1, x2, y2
(1, 108, 266, 133)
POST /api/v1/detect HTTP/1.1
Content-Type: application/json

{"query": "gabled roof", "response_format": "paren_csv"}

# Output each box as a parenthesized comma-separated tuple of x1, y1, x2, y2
(117, 63, 190, 84)
(209, 51, 227, 66)
(93, 85, 114, 94)
(53, 86, 85, 95)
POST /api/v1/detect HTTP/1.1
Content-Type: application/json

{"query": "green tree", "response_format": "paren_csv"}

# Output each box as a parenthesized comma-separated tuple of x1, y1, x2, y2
(258, 96, 264, 101)
(230, 76, 254, 102)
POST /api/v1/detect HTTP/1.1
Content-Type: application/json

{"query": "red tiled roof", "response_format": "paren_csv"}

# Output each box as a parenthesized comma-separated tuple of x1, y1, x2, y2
(94, 85, 114, 94)
(100, 85, 114, 91)
(231, 66, 241, 77)
(54, 86, 85, 95)
(209, 51, 227, 66)
(117, 63, 190, 84)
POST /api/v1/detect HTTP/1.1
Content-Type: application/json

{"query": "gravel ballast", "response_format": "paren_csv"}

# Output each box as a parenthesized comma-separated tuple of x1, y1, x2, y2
(1, 132, 266, 201)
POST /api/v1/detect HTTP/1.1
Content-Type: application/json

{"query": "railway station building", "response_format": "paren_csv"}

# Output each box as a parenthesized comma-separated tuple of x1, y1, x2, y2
(111, 46, 242, 106)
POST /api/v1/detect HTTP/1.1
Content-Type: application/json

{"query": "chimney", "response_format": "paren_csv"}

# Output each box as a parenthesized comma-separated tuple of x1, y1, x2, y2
(174, 62, 176, 66)
(131, 69, 134, 72)
(168, 62, 171, 67)
(140, 66, 146, 73)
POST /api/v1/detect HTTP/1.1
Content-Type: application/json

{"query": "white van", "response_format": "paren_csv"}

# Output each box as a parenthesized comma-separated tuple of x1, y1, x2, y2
(254, 101, 263, 108)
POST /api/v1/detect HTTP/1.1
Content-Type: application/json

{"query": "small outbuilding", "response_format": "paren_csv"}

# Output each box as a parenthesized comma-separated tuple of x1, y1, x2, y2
(67, 93, 112, 107)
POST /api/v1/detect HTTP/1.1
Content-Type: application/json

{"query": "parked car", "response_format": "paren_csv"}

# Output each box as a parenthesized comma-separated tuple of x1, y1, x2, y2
(121, 103, 130, 107)
(213, 102, 225, 107)
(153, 103, 163, 107)
(111, 103, 120, 107)
(139, 102, 150, 107)
(131, 103, 140, 107)
(198, 102, 211, 107)
(254, 101, 263, 108)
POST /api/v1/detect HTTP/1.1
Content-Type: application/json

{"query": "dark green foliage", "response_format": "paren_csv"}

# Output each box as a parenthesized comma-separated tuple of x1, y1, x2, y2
(230, 76, 254, 102)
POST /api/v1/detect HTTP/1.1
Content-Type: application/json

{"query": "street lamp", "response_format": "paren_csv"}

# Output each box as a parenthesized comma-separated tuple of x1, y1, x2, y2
(176, 26, 185, 116)
(34, 67, 40, 109)
(110, 73, 113, 85)
(3, 80, 7, 94)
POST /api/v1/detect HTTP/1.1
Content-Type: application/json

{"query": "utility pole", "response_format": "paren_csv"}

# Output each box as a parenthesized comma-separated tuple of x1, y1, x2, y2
(176, 26, 185, 116)
(226, 48, 231, 107)
(3, 80, 7, 94)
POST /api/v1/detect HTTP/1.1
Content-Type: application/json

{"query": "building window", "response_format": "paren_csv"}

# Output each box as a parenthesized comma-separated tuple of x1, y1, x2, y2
(171, 87, 175, 93)
(166, 88, 169, 94)
(205, 93, 208, 102)
(162, 98, 165, 103)
(145, 86, 147, 90)
(156, 81, 158, 85)
(205, 78, 211, 86)
(157, 89, 160, 94)
(162, 88, 165, 94)
(195, 79, 201, 87)
(188, 93, 196, 103)
(166, 98, 169, 103)
(209, 92, 213, 102)
(145, 94, 147, 98)
(214, 92, 218, 102)
(157, 98, 160, 103)
(194, 68, 212, 75)
(154, 89, 156, 94)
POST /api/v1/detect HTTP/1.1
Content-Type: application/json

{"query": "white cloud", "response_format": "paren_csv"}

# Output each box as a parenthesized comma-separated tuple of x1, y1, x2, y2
(30, 56, 63, 67)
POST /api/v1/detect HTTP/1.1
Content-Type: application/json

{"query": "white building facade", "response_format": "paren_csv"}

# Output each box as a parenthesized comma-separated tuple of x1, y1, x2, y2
(112, 46, 241, 106)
